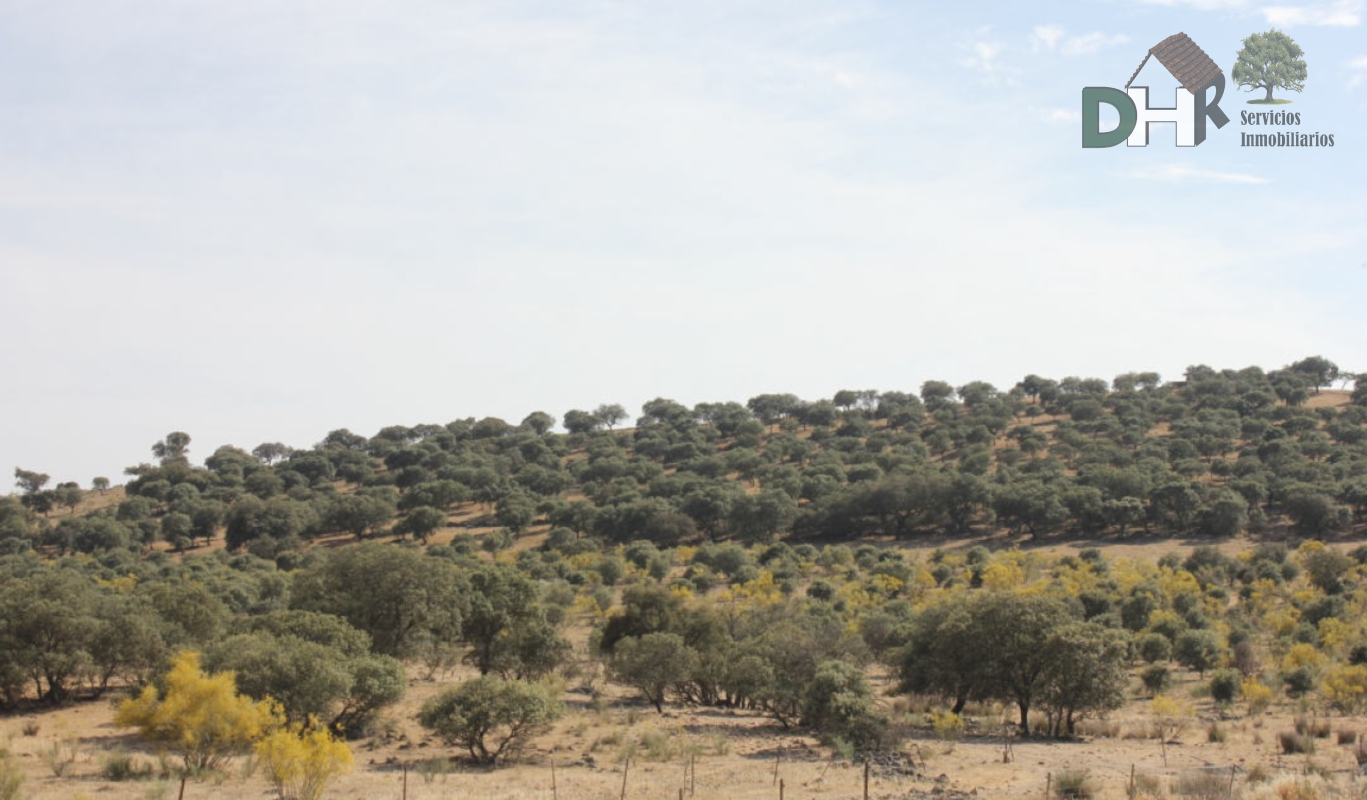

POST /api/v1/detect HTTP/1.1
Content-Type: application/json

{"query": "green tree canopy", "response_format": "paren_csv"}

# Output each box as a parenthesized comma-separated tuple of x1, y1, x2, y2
(609, 632, 695, 712)
(291, 543, 466, 659)
(1232, 29, 1307, 102)
(419, 676, 563, 765)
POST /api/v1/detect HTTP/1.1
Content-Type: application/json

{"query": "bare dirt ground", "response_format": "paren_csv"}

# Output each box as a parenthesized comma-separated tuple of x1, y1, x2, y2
(5, 663, 1367, 800)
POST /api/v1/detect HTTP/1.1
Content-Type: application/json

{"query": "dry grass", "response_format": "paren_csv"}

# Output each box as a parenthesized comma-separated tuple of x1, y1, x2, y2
(1174, 770, 1236, 799)
(5, 690, 1367, 800)
(1280, 731, 1316, 755)
(1076, 719, 1121, 739)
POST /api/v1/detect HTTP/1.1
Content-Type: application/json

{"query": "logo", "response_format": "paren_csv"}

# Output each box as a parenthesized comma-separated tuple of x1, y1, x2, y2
(1082, 33, 1229, 147)
(1232, 28, 1306, 104)
(1082, 30, 1335, 150)
(1231, 29, 1333, 147)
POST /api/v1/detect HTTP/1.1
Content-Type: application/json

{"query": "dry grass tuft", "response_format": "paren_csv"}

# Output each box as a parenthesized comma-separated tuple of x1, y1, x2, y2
(1279, 731, 1315, 755)
(1076, 719, 1120, 739)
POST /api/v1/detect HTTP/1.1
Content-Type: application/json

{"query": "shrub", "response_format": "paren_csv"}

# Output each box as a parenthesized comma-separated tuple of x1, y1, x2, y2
(1151, 695, 1193, 743)
(609, 633, 696, 713)
(1131, 773, 1164, 797)
(1174, 770, 1233, 799)
(638, 728, 692, 762)
(932, 711, 964, 741)
(829, 736, 856, 762)
(1323, 664, 1367, 713)
(418, 676, 563, 765)
(254, 724, 353, 800)
(801, 660, 888, 751)
(1142, 664, 1171, 695)
(42, 738, 81, 777)
(1279, 731, 1315, 754)
(115, 651, 281, 772)
(708, 730, 729, 755)
(1283, 666, 1317, 697)
(1209, 669, 1242, 705)
(806, 580, 835, 601)
(1137, 633, 1173, 664)
(483, 528, 515, 552)
(103, 749, 155, 781)
(415, 757, 456, 785)
(1053, 768, 1095, 799)
(1174, 629, 1220, 677)
(1293, 716, 1331, 739)
(1075, 719, 1119, 738)
(1243, 677, 1274, 715)
(1246, 774, 1328, 800)
(0, 756, 22, 800)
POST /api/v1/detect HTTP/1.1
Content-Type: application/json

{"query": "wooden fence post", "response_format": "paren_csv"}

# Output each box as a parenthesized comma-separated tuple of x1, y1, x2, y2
(177, 775, 186, 800)
(863, 756, 870, 800)
(551, 758, 558, 800)
(620, 756, 630, 800)
(779, 777, 785, 800)
(402, 761, 408, 800)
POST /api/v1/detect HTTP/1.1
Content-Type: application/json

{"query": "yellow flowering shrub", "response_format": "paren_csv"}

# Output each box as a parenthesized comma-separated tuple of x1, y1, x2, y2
(1317, 618, 1351, 654)
(115, 651, 280, 771)
(1150, 694, 1193, 742)
(980, 562, 1023, 591)
(1242, 678, 1274, 715)
(255, 722, 353, 800)
(1323, 665, 1367, 714)
(1281, 643, 1325, 673)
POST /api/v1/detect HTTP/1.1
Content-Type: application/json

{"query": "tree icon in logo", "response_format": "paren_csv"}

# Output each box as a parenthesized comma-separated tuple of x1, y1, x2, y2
(1232, 29, 1307, 104)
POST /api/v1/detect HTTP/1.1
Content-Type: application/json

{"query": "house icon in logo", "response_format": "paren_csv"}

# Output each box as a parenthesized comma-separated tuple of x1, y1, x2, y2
(1082, 32, 1230, 147)
(1125, 33, 1223, 96)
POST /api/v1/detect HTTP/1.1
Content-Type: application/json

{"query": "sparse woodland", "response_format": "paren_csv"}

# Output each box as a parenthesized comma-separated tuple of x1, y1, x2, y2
(4, 355, 1367, 799)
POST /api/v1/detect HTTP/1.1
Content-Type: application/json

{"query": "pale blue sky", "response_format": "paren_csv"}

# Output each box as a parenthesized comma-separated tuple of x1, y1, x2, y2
(1, 0, 1363, 484)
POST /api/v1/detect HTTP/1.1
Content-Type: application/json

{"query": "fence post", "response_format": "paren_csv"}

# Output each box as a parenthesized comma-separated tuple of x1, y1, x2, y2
(177, 775, 186, 800)
(774, 745, 781, 786)
(690, 752, 696, 797)
(620, 756, 630, 800)
(552, 758, 558, 800)
(863, 756, 870, 800)
(1045, 772, 1052, 799)
(1128, 764, 1136, 800)
(402, 761, 408, 800)
(780, 777, 785, 800)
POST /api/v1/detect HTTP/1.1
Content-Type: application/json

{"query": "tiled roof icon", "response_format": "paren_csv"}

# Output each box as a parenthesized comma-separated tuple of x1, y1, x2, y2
(1124, 33, 1223, 94)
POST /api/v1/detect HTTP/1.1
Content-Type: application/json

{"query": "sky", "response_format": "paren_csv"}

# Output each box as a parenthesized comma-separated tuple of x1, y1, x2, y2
(1, 0, 1364, 485)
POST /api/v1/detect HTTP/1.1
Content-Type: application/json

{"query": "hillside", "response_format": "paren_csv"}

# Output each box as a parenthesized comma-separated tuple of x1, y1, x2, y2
(2, 356, 1367, 800)
(6, 356, 1365, 559)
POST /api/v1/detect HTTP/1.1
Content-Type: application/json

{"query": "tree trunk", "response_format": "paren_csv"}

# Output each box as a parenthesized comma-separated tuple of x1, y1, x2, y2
(1018, 702, 1030, 735)
(1264, 85, 1274, 102)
